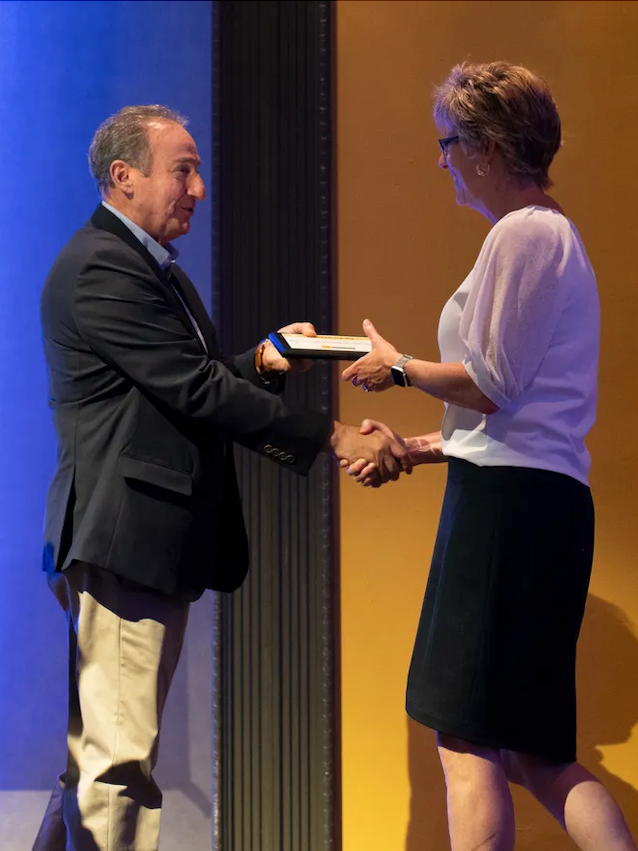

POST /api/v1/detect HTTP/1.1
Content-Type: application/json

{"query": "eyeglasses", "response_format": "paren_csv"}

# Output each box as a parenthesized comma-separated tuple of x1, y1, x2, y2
(438, 135, 460, 155)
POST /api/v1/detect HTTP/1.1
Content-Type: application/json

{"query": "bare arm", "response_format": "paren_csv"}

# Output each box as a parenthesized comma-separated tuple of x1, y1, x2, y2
(341, 320, 498, 415)
(340, 422, 445, 486)
(402, 360, 497, 414)
(404, 430, 448, 465)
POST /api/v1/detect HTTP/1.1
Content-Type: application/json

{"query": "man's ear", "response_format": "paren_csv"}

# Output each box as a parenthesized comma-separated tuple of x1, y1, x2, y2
(109, 159, 135, 195)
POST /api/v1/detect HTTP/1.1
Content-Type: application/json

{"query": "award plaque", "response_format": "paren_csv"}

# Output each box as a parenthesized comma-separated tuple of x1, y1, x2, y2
(268, 332, 372, 361)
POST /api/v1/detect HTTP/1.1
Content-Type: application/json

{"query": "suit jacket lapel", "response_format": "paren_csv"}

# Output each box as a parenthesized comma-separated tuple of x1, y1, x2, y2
(170, 265, 221, 356)
(90, 205, 216, 355)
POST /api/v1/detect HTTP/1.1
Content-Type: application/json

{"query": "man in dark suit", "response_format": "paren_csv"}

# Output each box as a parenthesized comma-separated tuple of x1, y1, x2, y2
(35, 105, 408, 851)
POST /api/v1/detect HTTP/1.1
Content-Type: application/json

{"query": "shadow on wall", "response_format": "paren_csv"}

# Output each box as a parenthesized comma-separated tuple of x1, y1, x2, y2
(405, 594, 638, 849)
(405, 719, 448, 850)
(577, 595, 638, 839)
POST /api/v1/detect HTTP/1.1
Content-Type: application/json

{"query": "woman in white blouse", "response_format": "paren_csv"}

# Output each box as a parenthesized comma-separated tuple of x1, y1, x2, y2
(342, 62, 636, 851)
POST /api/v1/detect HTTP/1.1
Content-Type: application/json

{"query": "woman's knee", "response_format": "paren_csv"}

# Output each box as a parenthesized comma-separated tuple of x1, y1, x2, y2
(501, 749, 576, 790)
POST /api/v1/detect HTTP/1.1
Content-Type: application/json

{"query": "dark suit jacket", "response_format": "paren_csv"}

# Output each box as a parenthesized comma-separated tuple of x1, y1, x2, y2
(40, 205, 331, 599)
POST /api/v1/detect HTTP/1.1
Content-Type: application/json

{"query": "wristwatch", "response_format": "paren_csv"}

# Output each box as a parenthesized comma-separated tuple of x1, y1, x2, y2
(391, 354, 413, 387)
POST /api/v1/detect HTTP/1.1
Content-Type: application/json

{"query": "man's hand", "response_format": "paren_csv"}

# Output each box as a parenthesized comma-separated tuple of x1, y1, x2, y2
(329, 419, 411, 486)
(259, 321, 316, 374)
(341, 319, 399, 392)
(339, 419, 412, 486)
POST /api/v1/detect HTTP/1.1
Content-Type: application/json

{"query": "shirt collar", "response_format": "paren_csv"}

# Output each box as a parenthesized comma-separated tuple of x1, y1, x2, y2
(101, 201, 179, 271)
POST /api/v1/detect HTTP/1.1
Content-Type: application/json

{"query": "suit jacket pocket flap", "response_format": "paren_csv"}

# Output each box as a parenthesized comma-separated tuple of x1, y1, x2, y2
(118, 456, 193, 496)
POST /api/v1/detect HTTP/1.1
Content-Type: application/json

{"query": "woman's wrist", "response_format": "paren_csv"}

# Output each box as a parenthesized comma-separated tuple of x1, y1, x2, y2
(404, 436, 421, 463)
(405, 433, 445, 464)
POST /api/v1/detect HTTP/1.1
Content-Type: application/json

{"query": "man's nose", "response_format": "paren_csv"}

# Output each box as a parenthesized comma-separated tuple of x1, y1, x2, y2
(190, 173, 206, 200)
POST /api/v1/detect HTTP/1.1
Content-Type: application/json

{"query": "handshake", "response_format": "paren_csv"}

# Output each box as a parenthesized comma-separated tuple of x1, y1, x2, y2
(263, 320, 415, 486)
(328, 418, 412, 487)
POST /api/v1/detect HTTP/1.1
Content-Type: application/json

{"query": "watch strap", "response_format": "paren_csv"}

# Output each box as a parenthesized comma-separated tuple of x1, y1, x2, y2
(394, 354, 413, 370)
(391, 354, 413, 387)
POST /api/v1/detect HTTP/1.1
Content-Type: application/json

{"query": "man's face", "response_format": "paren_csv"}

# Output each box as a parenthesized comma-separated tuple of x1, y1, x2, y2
(129, 120, 206, 245)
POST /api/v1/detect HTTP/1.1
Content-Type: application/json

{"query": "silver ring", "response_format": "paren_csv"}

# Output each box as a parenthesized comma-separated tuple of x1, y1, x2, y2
(363, 385, 370, 392)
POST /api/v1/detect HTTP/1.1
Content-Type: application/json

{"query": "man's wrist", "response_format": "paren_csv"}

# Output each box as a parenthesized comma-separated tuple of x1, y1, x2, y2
(254, 341, 267, 375)
(255, 339, 286, 376)
(326, 420, 344, 452)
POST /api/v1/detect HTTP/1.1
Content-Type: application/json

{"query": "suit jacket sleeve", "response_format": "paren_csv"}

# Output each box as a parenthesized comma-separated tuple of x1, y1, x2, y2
(228, 347, 286, 395)
(73, 252, 331, 474)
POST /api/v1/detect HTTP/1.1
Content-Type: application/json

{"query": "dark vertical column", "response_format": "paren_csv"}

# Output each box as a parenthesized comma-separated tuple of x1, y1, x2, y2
(212, 3, 338, 850)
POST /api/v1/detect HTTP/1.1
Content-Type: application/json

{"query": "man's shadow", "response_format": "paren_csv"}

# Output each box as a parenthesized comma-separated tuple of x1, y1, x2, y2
(405, 594, 638, 849)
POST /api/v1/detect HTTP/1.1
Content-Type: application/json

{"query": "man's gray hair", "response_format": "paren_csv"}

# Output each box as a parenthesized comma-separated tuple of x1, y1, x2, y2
(88, 105, 188, 195)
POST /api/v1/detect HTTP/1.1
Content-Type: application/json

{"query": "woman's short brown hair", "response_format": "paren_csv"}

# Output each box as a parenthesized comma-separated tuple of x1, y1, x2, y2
(434, 62, 562, 189)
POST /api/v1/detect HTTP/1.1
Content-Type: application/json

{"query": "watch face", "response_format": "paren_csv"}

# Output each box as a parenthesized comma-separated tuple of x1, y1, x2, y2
(391, 365, 407, 387)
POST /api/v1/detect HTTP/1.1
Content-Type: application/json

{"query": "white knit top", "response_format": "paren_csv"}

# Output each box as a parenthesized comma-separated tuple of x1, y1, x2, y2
(438, 206, 599, 486)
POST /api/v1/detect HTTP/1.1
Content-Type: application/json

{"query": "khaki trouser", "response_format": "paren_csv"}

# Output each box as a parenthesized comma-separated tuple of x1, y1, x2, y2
(32, 563, 190, 851)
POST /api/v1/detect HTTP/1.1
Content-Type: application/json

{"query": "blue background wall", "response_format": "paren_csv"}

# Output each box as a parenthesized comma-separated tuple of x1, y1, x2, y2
(0, 2, 214, 847)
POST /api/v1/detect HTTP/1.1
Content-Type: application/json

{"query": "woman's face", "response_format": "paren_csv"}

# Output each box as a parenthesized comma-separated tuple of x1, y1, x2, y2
(438, 128, 484, 210)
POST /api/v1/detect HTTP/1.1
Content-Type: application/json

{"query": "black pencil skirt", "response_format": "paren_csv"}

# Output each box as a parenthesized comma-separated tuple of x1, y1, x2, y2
(406, 457, 595, 764)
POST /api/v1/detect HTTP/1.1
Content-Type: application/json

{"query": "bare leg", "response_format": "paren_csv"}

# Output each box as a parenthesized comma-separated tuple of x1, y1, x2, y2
(437, 734, 515, 851)
(502, 751, 637, 851)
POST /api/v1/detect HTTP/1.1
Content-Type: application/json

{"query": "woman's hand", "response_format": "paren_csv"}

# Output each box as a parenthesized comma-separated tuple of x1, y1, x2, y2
(341, 319, 399, 392)
(340, 418, 412, 486)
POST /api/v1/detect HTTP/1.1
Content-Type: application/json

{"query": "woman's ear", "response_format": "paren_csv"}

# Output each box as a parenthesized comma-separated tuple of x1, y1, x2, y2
(480, 138, 496, 160)
(465, 137, 495, 163)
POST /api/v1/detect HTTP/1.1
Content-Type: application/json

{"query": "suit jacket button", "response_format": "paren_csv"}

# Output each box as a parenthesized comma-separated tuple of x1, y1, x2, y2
(264, 445, 273, 454)
(286, 454, 295, 464)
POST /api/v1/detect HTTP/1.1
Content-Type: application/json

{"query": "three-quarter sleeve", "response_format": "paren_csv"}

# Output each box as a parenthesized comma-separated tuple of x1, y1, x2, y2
(459, 215, 569, 409)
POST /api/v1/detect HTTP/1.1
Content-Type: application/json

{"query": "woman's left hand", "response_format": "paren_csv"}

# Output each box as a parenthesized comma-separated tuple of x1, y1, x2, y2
(341, 319, 399, 392)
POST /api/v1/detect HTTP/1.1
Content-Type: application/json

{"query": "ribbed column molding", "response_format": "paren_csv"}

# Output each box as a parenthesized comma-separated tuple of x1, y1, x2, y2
(212, 3, 338, 850)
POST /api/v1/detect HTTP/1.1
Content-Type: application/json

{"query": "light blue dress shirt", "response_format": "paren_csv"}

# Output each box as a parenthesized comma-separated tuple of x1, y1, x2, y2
(101, 201, 207, 352)
(101, 201, 179, 270)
